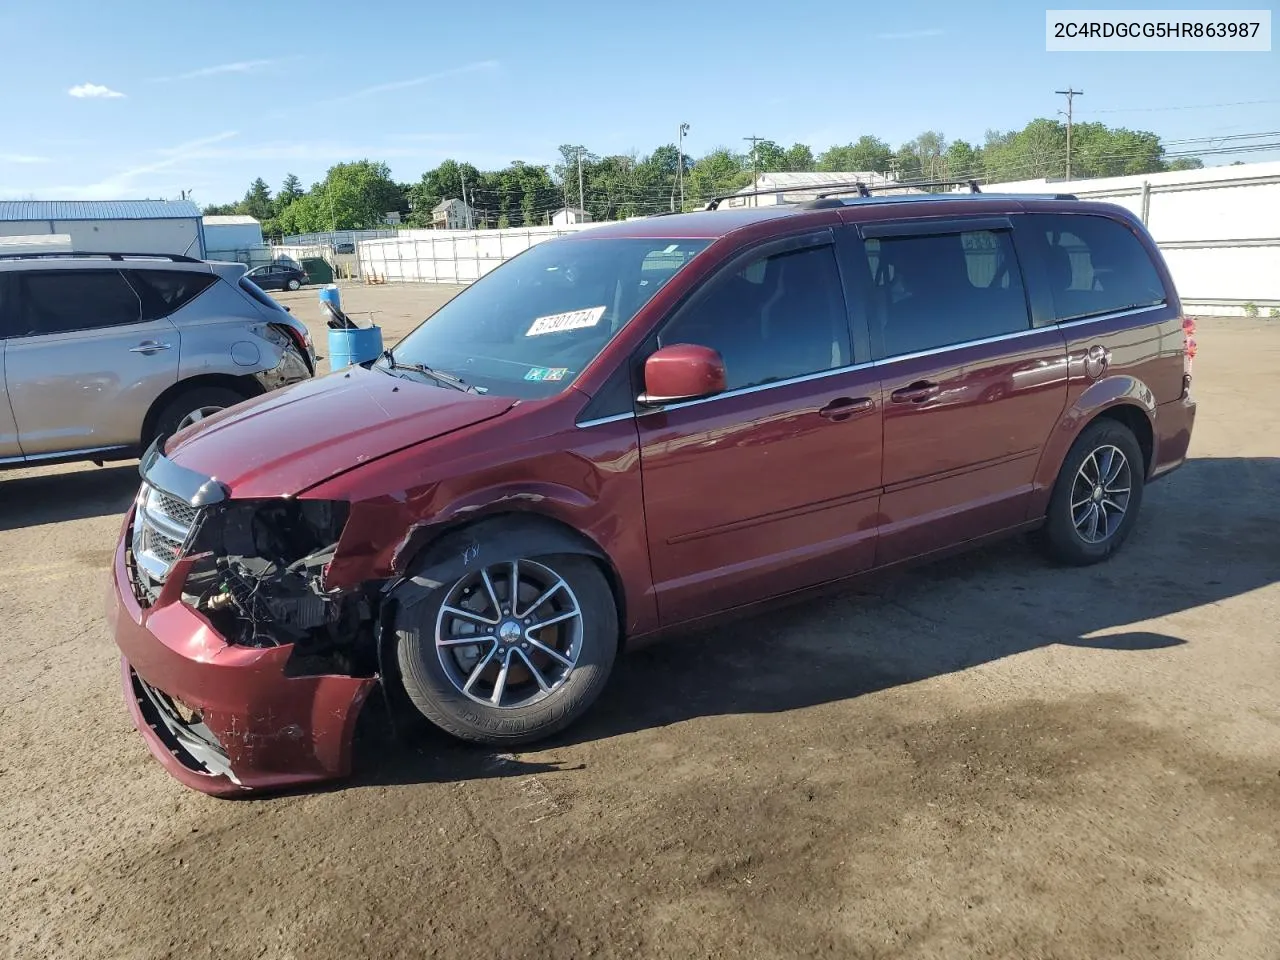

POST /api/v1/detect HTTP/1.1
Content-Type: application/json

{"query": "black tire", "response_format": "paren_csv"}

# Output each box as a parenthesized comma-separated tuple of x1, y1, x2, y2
(1040, 418, 1146, 566)
(395, 553, 618, 746)
(286, 278, 301, 291)
(150, 386, 248, 445)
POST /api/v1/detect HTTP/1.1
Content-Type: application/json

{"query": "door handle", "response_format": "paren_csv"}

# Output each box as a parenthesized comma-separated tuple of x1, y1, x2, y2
(889, 380, 939, 403)
(129, 341, 172, 354)
(818, 396, 874, 421)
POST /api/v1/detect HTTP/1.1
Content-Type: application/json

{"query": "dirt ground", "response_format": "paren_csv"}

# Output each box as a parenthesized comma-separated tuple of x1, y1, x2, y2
(1, 285, 1277, 960)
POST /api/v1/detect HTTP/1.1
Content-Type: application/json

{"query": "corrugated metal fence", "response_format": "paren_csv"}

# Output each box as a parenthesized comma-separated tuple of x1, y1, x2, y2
(357, 225, 596, 284)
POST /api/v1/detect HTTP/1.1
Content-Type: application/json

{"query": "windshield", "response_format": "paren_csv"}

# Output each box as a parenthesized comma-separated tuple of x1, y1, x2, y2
(385, 237, 711, 398)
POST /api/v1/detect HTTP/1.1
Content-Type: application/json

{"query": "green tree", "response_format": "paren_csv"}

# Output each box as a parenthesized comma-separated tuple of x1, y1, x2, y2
(686, 147, 752, 205)
(278, 173, 304, 209)
(944, 140, 982, 180)
(817, 136, 893, 173)
(243, 178, 273, 221)
(1166, 156, 1204, 171)
(782, 143, 815, 172)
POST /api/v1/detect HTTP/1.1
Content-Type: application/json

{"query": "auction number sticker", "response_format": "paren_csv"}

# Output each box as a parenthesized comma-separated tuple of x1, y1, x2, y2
(526, 305, 606, 337)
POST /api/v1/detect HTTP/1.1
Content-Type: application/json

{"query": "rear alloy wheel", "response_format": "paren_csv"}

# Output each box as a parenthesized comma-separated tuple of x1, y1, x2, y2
(395, 554, 617, 745)
(1040, 419, 1146, 565)
(152, 386, 248, 445)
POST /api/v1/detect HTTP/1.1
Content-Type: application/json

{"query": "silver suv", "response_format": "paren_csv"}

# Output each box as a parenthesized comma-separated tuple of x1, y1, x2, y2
(0, 252, 315, 468)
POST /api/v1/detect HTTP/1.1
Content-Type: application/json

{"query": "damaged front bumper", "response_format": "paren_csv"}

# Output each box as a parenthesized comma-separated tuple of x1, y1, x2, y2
(108, 537, 376, 797)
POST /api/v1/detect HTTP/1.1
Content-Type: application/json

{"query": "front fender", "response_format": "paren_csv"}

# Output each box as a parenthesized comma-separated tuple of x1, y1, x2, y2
(1027, 374, 1156, 519)
(389, 512, 611, 611)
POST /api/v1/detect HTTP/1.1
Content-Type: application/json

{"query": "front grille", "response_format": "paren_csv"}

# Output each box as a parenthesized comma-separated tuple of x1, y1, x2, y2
(130, 483, 202, 586)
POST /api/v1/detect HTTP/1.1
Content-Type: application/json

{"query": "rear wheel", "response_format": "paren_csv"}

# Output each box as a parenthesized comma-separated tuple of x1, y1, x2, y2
(151, 386, 248, 444)
(1040, 418, 1146, 565)
(395, 553, 617, 746)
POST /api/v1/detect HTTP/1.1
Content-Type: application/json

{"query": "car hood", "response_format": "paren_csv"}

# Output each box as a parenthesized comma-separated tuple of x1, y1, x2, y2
(164, 365, 517, 498)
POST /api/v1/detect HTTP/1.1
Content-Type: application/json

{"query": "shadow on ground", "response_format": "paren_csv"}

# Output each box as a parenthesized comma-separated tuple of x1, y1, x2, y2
(0, 462, 138, 531)
(352, 456, 1280, 789)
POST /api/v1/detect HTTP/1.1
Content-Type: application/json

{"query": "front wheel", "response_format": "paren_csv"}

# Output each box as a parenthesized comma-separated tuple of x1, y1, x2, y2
(1040, 419, 1146, 565)
(286, 278, 301, 291)
(395, 553, 618, 746)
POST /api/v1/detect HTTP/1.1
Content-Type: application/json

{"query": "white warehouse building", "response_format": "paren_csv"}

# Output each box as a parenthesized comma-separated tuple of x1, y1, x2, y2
(0, 200, 206, 257)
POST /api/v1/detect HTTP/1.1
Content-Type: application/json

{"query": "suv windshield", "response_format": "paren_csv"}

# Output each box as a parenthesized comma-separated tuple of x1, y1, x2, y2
(385, 237, 711, 398)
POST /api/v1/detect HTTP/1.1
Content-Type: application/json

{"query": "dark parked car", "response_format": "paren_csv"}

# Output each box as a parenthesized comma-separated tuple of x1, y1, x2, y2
(108, 192, 1196, 795)
(246, 262, 307, 291)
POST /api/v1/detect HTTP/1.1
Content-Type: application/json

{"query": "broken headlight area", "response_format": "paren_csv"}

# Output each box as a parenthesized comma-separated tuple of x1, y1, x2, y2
(183, 498, 381, 678)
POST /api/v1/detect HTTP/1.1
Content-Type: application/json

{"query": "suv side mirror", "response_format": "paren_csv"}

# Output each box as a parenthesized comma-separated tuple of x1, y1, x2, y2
(638, 344, 727, 406)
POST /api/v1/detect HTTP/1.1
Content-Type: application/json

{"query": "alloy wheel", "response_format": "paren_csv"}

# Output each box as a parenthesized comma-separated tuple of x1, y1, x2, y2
(176, 405, 225, 431)
(1070, 444, 1132, 544)
(434, 559, 584, 708)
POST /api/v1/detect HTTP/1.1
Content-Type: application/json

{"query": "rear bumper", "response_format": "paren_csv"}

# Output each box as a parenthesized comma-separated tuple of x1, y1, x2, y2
(1149, 391, 1197, 481)
(107, 533, 375, 797)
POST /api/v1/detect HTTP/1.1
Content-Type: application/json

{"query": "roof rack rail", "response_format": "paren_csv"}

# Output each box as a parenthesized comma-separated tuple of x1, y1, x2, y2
(705, 179, 876, 211)
(0, 251, 203, 263)
(816, 178, 983, 199)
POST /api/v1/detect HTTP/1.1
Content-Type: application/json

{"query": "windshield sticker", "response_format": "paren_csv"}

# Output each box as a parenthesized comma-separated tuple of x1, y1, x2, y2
(543, 367, 569, 381)
(526, 305, 606, 337)
(524, 367, 550, 381)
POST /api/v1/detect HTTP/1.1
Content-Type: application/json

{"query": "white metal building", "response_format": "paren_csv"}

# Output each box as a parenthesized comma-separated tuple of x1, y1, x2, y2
(0, 200, 205, 257)
(722, 171, 912, 207)
(983, 160, 1280, 315)
(551, 207, 593, 226)
(203, 214, 264, 258)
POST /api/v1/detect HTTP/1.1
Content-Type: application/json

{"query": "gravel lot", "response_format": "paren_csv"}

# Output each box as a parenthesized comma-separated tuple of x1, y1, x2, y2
(2, 285, 1277, 960)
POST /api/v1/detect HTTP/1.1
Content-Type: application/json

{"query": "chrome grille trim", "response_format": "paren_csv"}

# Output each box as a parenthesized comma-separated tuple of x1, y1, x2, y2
(130, 483, 203, 586)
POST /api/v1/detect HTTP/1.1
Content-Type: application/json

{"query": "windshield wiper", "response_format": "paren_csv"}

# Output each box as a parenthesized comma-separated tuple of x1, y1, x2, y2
(378, 350, 478, 393)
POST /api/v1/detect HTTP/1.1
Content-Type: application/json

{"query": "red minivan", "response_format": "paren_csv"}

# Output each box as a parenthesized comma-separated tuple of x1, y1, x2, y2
(107, 193, 1197, 795)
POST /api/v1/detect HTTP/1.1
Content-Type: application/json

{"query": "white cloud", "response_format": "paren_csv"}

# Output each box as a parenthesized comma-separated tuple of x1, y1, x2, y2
(874, 28, 944, 40)
(153, 57, 293, 82)
(0, 153, 50, 164)
(68, 82, 125, 99)
(326, 60, 499, 105)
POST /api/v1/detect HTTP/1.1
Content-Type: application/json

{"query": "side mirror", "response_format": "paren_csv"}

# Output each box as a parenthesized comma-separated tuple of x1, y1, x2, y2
(638, 344, 726, 406)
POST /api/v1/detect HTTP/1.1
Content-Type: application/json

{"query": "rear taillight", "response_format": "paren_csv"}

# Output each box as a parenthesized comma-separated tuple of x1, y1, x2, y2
(1181, 317, 1196, 397)
(272, 322, 314, 365)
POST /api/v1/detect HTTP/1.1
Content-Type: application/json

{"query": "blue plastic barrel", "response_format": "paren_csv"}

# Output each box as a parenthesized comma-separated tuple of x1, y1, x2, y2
(327, 325, 383, 371)
(318, 283, 341, 313)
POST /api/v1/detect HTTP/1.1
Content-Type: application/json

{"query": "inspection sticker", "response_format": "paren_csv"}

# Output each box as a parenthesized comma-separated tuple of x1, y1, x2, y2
(543, 367, 569, 381)
(526, 305, 606, 337)
(525, 367, 550, 381)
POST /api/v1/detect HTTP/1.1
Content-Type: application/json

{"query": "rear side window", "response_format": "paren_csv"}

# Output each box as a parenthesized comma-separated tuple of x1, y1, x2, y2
(862, 229, 1030, 358)
(1026, 214, 1167, 322)
(239, 275, 285, 313)
(127, 269, 216, 321)
(19, 269, 141, 336)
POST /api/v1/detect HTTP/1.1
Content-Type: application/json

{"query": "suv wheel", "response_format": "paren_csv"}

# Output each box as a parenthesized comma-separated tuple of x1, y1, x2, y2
(1040, 418, 1146, 565)
(395, 554, 618, 746)
(286, 278, 301, 291)
(152, 386, 248, 444)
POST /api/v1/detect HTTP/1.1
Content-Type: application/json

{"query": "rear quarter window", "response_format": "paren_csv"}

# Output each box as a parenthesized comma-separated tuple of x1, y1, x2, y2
(239, 275, 286, 313)
(1026, 213, 1167, 322)
(127, 269, 216, 321)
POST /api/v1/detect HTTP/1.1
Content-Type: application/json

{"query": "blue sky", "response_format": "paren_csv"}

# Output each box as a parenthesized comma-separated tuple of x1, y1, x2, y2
(1, 0, 1276, 204)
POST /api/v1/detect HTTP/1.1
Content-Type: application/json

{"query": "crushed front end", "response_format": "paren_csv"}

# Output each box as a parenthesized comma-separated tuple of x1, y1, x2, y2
(107, 446, 379, 796)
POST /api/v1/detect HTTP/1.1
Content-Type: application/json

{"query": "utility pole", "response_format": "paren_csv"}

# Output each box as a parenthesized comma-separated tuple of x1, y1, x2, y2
(744, 134, 764, 206)
(677, 122, 690, 211)
(1056, 87, 1083, 181)
(577, 148, 585, 218)
(459, 167, 470, 229)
